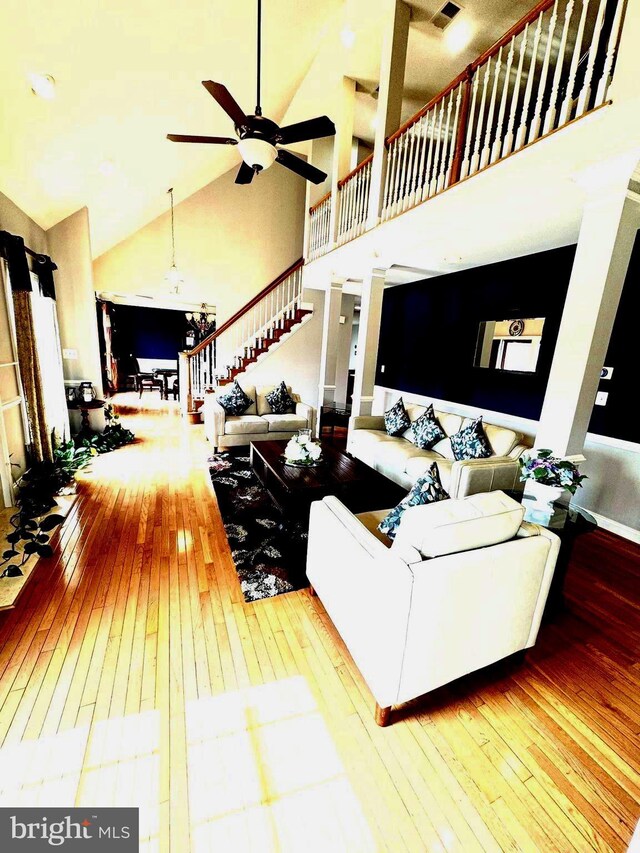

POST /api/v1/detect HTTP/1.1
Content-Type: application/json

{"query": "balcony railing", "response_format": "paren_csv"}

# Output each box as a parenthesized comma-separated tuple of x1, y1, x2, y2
(307, 0, 625, 259)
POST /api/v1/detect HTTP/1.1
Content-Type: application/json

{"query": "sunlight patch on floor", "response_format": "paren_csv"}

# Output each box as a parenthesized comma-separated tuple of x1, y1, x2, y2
(185, 676, 376, 852)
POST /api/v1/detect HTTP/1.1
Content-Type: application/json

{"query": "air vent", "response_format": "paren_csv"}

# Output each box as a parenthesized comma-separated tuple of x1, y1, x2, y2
(431, 1, 462, 30)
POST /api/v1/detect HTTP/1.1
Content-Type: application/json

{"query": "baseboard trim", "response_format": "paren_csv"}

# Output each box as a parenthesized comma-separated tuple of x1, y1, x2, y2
(573, 504, 640, 544)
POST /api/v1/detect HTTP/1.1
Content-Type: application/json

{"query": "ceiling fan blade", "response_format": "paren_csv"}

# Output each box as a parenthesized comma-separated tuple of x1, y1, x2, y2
(202, 81, 248, 127)
(235, 161, 255, 185)
(276, 149, 327, 184)
(167, 134, 237, 145)
(277, 116, 335, 146)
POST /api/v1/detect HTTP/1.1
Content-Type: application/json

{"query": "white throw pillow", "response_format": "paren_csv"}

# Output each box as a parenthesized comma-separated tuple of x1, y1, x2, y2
(391, 490, 524, 559)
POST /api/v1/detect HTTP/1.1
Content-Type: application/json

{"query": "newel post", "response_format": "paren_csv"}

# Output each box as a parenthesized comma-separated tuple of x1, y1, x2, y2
(178, 351, 192, 417)
(450, 66, 474, 186)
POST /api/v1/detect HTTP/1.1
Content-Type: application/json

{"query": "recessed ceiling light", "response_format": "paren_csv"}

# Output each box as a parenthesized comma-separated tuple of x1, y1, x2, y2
(98, 159, 116, 176)
(443, 19, 473, 53)
(29, 73, 56, 100)
(340, 26, 356, 49)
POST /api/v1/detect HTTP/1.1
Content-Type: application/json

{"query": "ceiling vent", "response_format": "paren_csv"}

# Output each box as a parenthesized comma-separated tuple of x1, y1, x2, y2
(431, 1, 462, 30)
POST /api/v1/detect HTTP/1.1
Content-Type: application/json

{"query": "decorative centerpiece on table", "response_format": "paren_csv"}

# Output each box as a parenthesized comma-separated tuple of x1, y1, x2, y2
(283, 430, 323, 467)
(519, 448, 587, 512)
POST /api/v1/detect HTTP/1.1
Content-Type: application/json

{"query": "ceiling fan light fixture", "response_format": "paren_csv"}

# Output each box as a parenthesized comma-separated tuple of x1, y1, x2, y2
(238, 137, 277, 172)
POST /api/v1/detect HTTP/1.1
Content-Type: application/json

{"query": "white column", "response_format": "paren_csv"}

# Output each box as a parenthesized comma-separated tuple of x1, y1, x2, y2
(536, 174, 640, 456)
(329, 77, 356, 245)
(366, 0, 410, 229)
(351, 268, 386, 416)
(317, 280, 344, 423)
(335, 294, 356, 407)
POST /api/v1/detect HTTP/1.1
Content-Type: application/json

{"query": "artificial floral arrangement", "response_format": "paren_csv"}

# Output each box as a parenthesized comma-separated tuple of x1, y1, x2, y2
(518, 448, 587, 494)
(283, 431, 323, 466)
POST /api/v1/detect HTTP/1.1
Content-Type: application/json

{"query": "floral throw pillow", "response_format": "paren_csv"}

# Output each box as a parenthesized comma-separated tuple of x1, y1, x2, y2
(217, 380, 252, 416)
(378, 462, 449, 540)
(384, 398, 411, 436)
(266, 381, 295, 414)
(450, 416, 492, 461)
(411, 404, 446, 450)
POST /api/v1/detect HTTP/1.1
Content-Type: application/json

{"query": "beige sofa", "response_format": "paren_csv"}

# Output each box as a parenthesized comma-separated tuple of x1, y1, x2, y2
(307, 490, 560, 725)
(347, 402, 531, 498)
(203, 383, 315, 450)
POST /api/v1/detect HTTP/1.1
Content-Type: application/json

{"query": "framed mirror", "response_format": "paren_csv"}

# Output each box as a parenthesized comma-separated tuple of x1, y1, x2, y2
(474, 317, 546, 373)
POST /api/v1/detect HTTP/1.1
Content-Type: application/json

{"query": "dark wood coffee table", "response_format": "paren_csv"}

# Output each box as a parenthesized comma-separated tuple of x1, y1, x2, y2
(250, 440, 406, 516)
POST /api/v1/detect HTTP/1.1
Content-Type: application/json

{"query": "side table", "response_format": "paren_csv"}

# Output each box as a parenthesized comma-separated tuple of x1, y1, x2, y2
(67, 400, 105, 438)
(521, 494, 597, 618)
(320, 404, 351, 443)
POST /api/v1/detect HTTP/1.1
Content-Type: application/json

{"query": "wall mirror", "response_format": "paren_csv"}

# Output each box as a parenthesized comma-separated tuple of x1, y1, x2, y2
(474, 317, 546, 373)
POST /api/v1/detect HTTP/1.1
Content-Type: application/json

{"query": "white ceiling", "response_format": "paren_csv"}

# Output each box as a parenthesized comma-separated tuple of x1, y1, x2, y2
(1, 0, 534, 257)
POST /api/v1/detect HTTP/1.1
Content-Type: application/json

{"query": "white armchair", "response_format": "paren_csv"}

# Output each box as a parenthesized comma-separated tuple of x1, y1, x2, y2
(306, 490, 560, 725)
(203, 382, 315, 450)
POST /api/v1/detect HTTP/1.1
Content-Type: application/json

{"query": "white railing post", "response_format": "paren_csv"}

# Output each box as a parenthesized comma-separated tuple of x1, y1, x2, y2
(543, 0, 575, 134)
(528, 1, 558, 144)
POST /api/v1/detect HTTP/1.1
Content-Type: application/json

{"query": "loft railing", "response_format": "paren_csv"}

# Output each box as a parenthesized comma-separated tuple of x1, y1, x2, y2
(337, 154, 373, 245)
(307, 0, 625, 257)
(181, 258, 305, 407)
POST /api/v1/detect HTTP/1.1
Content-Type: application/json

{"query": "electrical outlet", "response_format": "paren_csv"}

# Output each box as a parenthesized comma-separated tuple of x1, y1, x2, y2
(595, 391, 608, 406)
(62, 348, 78, 360)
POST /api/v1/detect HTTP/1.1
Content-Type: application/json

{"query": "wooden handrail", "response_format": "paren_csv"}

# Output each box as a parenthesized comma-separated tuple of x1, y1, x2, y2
(309, 191, 332, 215)
(385, 0, 555, 146)
(337, 153, 374, 189)
(187, 257, 304, 357)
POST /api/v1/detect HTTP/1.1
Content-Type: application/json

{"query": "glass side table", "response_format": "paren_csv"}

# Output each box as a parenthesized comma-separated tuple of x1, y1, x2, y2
(320, 403, 352, 443)
(520, 493, 597, 619)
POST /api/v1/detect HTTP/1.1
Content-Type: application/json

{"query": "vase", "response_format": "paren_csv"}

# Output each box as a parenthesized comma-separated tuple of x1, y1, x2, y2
(526, 480, 566, 511)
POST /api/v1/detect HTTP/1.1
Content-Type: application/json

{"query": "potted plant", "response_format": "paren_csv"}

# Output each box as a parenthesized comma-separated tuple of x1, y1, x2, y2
(519, 448, 587, 507)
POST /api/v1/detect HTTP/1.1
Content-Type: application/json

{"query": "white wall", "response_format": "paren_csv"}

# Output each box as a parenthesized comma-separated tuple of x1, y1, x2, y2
(47, 208, 104, 396)
(93, 161, 306, 325)
(0, 191, 48, 254)
(240, 289, 324, 407)
(372, 385, 640, 541)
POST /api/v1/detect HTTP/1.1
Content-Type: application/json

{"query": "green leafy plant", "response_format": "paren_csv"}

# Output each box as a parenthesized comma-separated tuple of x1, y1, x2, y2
(0, 442, 93, 578)
(75, 405, 135, 455)
(518, 448, 587, 495)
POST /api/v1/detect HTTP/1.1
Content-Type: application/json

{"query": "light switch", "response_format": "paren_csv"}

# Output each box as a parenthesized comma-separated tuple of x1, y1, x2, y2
(595, 391, 608, 406)
(380, 365, 385, 373)
(600, 366, 614, 379)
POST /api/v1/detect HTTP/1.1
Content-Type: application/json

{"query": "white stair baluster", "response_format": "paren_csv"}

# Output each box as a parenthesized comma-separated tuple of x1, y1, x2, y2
(515, 13, 543, 151)
(460, 71, 480, 179)
(502, 25, 529, 158)
(481, 49, 503, 169)
(470, 57, 492, 174)
(446, 84, 463, 186)
(421, 111, 437, 200)
(528, 1, 559, 143)
(575, 0, 607, 116)
(559, 0, 591, 125)
(595, 0, 624, 106)
(414, 113, 429, 201)
(492, 38, 515, 163)
(543, 0, 575, 133)
(437, 92, 455, 191)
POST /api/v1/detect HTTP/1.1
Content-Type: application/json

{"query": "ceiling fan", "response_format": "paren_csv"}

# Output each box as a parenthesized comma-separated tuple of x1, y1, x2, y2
(167, 0, 335, 185)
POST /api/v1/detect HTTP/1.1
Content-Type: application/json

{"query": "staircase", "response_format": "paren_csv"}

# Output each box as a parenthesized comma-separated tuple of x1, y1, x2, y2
(183, 258, 310, 406)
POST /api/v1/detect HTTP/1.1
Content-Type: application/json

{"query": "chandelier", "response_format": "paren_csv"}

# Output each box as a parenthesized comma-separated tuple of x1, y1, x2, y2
(185, 303, 216, 336)
(165, 187, 183, 293)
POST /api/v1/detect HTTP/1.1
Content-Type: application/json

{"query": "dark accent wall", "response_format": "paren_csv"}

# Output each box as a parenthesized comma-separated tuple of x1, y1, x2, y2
(376, 245, 576, 421)
(111, 304, 188, 360)
(587, 231, 640, 444)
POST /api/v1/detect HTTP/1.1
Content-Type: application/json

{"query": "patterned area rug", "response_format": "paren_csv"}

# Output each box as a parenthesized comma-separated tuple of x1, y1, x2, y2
(208, 451, 309, 602)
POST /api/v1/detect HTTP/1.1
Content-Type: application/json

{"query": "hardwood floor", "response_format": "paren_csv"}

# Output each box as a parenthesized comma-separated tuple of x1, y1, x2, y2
(0, 408, 638, 851)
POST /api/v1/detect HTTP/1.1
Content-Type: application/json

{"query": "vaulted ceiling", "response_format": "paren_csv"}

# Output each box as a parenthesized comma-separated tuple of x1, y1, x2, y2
(0, 0, 533, 257)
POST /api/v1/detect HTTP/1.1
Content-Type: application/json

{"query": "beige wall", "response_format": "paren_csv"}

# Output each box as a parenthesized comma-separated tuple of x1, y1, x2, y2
(47, 208, 103, 396)
(93, 162, 306, 324)
(239, 289, 324, 408)
(0, 191, 48, 254)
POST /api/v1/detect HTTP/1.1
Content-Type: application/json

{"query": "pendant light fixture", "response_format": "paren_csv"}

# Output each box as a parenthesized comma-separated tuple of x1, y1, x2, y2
(165, 187, 183, 293)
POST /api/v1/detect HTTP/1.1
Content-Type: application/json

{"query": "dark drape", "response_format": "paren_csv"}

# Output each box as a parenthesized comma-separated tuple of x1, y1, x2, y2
(0, 230, 32, 292)
(34, 254, 57, 300)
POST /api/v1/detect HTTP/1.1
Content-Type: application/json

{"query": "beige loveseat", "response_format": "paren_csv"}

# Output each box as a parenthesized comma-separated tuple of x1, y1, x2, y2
(203, 383, 315, 451)
(347, 402, 531, 499)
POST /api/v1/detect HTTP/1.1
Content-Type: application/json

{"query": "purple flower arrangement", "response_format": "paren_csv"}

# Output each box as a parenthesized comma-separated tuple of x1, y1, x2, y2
(518, 448, 587, 495)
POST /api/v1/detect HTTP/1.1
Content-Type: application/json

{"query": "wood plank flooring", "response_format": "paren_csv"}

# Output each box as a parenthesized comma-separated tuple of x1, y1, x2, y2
(0, 408, 638, 851)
